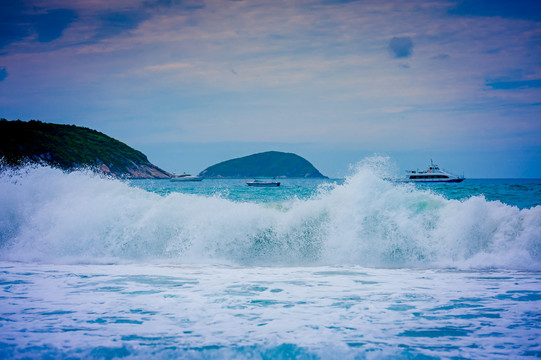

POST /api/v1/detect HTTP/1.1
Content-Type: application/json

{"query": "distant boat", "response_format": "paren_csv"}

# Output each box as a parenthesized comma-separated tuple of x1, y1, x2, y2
(170, 173, 203, 182)
(246, 179, 280, 187)
(399, 160, 464, 183)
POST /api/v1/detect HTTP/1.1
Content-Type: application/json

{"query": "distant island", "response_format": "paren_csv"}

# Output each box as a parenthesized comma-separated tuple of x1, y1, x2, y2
(0, 119, 170, 179)
(199, 151, 327, 178)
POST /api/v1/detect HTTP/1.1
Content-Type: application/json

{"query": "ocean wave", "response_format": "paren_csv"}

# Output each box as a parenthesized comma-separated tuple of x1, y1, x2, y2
(0, 163, 539, 269)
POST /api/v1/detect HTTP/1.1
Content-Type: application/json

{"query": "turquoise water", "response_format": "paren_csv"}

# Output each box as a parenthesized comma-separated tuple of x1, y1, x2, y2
(131, 177, 541, 209)
(0, 161, 540, 359)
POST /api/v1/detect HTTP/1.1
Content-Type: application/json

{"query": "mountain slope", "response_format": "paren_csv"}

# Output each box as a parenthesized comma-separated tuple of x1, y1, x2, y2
(0, 119, 170, 178)
(199, 151, 326, 178)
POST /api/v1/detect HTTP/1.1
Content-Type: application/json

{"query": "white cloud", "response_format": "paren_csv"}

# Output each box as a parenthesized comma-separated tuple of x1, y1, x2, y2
(143, 62, 193, 72)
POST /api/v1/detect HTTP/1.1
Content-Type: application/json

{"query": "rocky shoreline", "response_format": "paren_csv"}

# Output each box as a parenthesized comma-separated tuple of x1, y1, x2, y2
(0, 119, 171, 179)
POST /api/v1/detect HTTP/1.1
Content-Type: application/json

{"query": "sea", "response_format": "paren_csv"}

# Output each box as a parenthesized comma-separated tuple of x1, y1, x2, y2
(1, 158, 540, 359)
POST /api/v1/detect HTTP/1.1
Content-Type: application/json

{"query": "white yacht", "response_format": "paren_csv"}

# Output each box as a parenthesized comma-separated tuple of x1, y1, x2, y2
(170, 173, 203, 182)
(401, 160, 464, 183)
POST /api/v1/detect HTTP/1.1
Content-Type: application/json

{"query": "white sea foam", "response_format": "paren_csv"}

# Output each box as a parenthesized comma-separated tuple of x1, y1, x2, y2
(1, 263, 538, 359)
(0, 163, 540, 269)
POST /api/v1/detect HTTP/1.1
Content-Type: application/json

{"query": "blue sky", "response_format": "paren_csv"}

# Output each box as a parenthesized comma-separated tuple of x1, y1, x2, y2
(1, 0, 540, 177)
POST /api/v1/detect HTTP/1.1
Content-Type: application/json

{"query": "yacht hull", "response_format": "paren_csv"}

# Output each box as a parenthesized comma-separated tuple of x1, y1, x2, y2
(246, 181, 280, 187)
(401, 178, 464, 183)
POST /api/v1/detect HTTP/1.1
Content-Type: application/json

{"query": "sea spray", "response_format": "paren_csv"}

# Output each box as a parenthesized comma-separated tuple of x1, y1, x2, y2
(0, 163, 540, 269)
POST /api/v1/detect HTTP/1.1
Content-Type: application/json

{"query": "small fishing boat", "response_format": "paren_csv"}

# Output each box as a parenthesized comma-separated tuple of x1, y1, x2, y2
(400, 160, 464, 183)
(246, 179, 280, 187)
(170, 173, 203, 182)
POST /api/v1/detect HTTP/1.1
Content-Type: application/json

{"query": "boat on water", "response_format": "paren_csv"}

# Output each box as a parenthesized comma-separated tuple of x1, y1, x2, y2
(246, 179, 280, 187)
(400, 160, 465, 183)
(170, 173, 203, 182)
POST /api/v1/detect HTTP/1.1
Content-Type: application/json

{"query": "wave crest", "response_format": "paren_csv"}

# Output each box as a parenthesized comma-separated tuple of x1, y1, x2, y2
(0, 164, 539, 269)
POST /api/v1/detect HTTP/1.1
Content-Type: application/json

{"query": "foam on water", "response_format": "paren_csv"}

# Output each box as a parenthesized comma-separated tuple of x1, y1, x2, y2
(1, 161, 540, 269)
(2, 263, 539, 359)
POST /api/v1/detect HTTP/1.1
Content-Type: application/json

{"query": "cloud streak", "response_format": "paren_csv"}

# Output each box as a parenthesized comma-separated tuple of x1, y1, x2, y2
(143, 62, 193, 72)
(486, 79, 541, 90)
(449, 0, 541, 22)
(34, 9, 77, 42)
(0, 67, 7, 81)
(0, 3, 77, 49)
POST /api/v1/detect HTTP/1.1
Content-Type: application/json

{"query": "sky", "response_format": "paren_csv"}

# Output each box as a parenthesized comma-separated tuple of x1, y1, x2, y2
(0, 0, 540, 178)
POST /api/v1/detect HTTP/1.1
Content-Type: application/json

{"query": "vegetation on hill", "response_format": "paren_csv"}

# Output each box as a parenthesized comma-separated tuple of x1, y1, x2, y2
(199, 151, 327, 178)
(0, 119, 170, 178)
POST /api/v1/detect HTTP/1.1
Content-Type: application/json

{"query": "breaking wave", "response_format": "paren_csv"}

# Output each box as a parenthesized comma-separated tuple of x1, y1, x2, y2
(0, 162, 540, 270)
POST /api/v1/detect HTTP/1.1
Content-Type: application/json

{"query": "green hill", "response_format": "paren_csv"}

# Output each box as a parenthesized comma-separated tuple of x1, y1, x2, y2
(0, 119, 170, 178)
(199, 151, 327, 178)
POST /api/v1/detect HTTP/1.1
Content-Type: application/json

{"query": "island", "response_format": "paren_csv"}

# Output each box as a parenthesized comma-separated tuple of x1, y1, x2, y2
(0, 119, 171, 179)
(199, 151, 327, 178)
